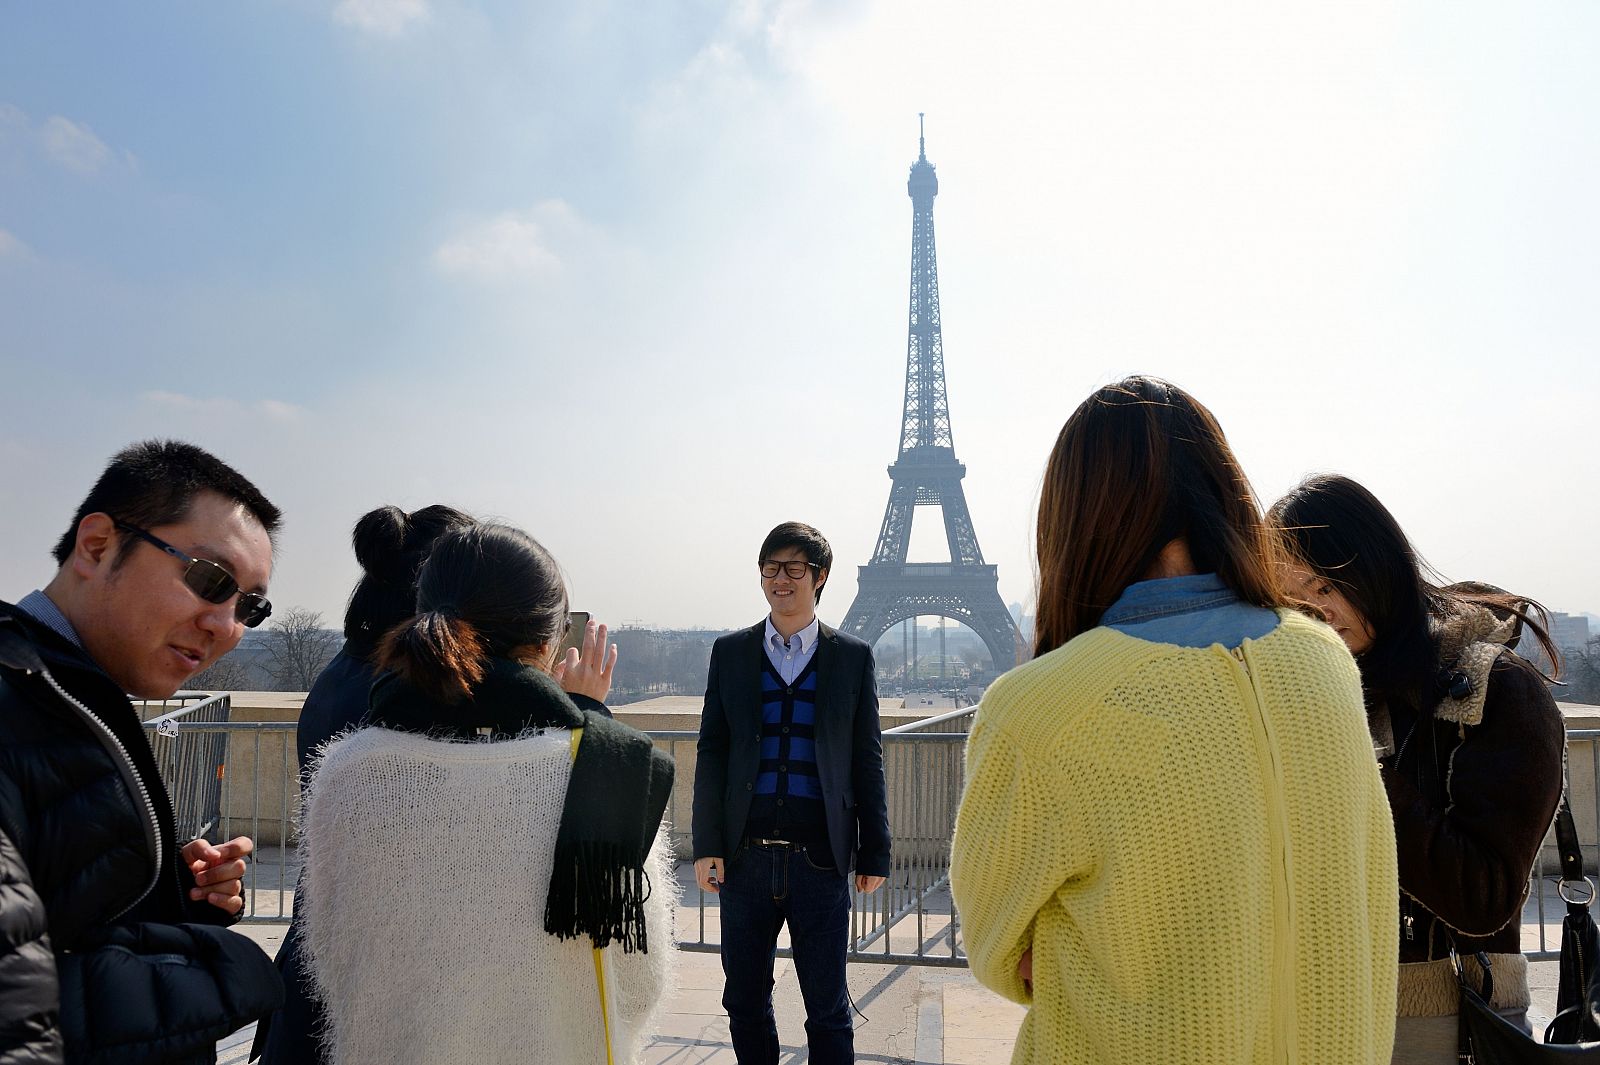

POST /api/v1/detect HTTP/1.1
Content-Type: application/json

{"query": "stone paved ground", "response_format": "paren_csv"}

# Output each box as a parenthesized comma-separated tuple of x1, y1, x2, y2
(218, 861, 1574, 1063)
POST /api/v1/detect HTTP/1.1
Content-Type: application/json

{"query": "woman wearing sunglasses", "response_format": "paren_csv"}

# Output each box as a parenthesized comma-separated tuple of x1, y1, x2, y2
(1270, 475, 1564, 1063)
(296, 522, 676, 1065)
(951, 377, 1399, 1064)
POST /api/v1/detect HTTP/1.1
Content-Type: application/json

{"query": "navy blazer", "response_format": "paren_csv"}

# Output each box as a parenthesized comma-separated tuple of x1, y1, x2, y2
(692, 621, 891, 877)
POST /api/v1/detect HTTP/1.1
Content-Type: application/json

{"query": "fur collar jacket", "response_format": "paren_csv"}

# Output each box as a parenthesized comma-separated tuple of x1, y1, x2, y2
(1372, 602, 1565, 1013)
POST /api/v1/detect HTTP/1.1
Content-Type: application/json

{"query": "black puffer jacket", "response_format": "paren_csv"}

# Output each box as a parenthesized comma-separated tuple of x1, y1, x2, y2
(0, 602, 283, 1064)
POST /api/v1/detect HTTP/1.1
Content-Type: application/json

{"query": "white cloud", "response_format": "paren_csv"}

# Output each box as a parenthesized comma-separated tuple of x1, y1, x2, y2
(333, 0, 428, 36)
(39, 115, 112, 175)
(257, 399, 305, 422)
(0, 105, 132, 175)
(0, 103, 26, 138)
(0, 228, 29, 260)
(141, 391, 307, 422)
(433, 202, 577, 280)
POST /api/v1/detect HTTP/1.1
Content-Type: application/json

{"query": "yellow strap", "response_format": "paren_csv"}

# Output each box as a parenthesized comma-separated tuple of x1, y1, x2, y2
(570, 727, 614, 1064)
(592, 947, 615, 1065)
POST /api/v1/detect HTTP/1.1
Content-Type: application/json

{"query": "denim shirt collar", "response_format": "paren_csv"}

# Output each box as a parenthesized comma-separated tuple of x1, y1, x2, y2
(1100, 573, 1241, 627)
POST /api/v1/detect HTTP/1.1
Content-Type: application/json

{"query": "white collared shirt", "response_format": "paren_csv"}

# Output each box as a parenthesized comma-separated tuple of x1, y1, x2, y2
(764, 615, 820, 685)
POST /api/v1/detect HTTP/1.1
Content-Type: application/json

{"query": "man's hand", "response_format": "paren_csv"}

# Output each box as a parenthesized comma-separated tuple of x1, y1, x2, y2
(552, 619, 618, 702)
(856, 874, 886, 894)
(182, 835, 253, 916)
(695, 857, 725, 894)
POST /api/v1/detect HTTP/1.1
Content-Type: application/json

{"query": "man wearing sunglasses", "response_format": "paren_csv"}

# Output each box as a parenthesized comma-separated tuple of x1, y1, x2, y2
(692, 522, 890, 1065)
(0, 440, 285, 1062)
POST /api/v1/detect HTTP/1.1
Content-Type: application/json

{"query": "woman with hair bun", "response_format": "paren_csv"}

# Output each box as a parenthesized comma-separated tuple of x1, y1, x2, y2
(297, 523, 676, 1065)
(295, 503, 477, 770)
(258, 502, 474, 1065)
(1270, 474, 1564, 1063)
(951, 377, 1399, 1064)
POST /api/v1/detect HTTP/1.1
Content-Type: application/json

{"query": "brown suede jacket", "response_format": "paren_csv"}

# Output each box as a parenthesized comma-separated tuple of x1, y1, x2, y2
(1372, 605, 1565, 973)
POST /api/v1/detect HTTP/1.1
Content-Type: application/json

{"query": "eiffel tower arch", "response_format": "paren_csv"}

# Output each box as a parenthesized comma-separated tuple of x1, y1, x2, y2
(841, 119, 1023, 672)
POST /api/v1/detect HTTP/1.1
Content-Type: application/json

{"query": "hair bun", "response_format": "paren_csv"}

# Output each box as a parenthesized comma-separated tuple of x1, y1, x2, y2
(352, 505, 412, 580)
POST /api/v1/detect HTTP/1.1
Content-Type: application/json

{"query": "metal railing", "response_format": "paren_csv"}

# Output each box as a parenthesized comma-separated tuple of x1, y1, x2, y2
(1526, 727, 1600, 960)
(143, 694, 231, 843)
(668, 704, 978, 967)
(130, 696, 1600, 963)
(138, 696, 300, 923)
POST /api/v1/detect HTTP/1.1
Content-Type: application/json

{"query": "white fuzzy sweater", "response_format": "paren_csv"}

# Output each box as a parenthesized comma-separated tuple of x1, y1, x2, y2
(300, 727, 676, 1065)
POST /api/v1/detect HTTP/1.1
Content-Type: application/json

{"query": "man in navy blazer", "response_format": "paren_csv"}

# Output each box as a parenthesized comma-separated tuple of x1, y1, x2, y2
(693, 521, 890, 1065)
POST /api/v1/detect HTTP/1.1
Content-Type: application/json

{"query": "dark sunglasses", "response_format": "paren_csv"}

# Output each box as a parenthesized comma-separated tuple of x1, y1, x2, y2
(759, 559, 821, 580)
(113, 519, 273, 628)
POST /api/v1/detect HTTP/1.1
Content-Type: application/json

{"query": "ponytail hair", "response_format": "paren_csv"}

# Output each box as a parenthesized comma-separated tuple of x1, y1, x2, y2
(377, 524, 568, 705)
(344, 503, 475, 648)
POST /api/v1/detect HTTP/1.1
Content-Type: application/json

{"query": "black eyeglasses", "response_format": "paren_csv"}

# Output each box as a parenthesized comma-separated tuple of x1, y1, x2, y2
(759, 559, 821, 580)
(113, 519, 273, 628)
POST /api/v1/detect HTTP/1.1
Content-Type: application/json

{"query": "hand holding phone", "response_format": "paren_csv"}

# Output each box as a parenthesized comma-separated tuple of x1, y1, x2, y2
(550, 612, 617, 703)
(557, 611, 591, 659)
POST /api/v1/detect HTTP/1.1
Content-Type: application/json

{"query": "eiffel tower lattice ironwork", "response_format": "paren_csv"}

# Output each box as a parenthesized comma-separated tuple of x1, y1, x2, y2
(841, 119, 1023, 671)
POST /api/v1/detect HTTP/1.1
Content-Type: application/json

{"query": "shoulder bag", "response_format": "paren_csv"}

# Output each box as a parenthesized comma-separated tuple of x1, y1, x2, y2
(1456, 796, 1600, 1061)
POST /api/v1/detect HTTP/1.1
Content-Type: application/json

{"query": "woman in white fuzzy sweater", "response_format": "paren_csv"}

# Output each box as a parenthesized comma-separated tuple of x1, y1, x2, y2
(299, 523, 677, 1065)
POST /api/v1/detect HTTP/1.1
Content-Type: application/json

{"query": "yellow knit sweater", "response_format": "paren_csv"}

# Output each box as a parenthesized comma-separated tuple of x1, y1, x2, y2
(951, 610, 1398, 1064)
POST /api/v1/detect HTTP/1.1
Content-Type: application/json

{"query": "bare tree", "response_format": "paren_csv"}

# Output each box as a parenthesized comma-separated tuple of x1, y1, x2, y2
(264, 607, 340, 692)
(189, 652, 255, 692)
(1563, 637, 1600, 706)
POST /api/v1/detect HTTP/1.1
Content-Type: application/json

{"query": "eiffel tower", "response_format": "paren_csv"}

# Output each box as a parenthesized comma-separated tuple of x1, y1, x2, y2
(841, 119, 1023, 672)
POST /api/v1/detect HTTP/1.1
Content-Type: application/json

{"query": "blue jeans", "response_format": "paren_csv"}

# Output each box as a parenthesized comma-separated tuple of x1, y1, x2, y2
(720, 841, 854, 1064)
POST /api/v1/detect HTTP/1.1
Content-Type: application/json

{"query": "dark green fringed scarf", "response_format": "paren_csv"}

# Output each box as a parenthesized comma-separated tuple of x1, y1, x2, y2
(367, 658, 675, 953)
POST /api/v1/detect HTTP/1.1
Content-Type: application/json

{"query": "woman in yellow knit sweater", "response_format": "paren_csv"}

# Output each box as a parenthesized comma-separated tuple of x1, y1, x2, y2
(951, 377, 1399, 1065)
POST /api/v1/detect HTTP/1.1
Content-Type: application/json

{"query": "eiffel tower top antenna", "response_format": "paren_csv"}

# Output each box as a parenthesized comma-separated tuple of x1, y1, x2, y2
(918, 112, 925, 160)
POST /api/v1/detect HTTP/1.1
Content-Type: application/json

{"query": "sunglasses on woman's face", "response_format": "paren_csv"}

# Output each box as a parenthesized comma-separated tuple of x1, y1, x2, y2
(113, 519, 273, 628)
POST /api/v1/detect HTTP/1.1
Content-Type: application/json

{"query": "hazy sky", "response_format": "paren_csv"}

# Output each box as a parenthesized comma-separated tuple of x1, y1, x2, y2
(3, 1, 1596, 640)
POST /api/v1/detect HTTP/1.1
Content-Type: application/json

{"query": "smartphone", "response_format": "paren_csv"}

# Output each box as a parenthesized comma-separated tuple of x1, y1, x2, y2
(557, 611, 591, 659)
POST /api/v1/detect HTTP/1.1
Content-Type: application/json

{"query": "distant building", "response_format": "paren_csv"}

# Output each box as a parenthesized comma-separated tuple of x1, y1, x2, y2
(1516, 611, 1592, 675)
(1551, 612, 1593, 654)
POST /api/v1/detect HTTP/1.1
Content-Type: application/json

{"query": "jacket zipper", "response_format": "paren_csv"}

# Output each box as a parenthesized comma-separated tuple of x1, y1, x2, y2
(1230, 645, 1298, 1064)
(39, 668, 163, 924)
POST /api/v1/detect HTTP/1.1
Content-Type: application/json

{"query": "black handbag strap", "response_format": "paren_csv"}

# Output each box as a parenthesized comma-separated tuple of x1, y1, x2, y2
(1556, 795, 1586, 891)
(1456, 787, 1589, 1061)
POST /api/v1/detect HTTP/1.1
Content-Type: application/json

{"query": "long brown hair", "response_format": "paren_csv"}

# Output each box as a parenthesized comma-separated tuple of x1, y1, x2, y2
(1034, 376, 1284, 656)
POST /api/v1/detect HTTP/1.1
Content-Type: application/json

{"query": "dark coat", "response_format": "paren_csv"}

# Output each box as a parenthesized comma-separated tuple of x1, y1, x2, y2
(293, 644, 379, 774)
(692, 622, 890, 876)
(1376, 610, 1566, 963)
(0, 603, 282, 1065)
